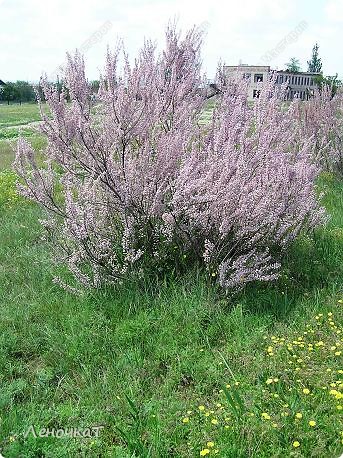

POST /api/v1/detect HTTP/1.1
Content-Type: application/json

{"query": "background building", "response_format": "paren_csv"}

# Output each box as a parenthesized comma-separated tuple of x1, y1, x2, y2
(223, 64, 321, 101)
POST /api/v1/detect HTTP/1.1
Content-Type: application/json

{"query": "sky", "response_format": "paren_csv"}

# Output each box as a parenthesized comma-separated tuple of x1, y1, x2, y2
(1, 0, 342, 82)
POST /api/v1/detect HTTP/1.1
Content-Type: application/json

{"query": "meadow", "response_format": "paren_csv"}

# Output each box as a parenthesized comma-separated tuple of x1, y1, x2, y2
(0, 103, 342, 458)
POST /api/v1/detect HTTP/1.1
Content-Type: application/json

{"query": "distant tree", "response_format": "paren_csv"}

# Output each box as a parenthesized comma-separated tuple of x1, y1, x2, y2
(90, 80, 100, 92)
(307, 43, 322, 73)
(1, 83, 19, 105)
(285, 58, 301, 73)
(314, 73, 342, 97)
(15, 81, 35, 104)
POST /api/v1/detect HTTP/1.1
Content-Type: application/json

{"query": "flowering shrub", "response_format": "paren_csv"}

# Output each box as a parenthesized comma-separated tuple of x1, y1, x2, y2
(294, 86, 343, 176)
(14, 26, 326, 291)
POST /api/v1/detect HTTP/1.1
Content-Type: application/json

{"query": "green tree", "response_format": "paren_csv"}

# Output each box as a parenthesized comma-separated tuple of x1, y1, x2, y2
(307, 43, 322, 73)
(14, 81, 35, 104)
(314, 73, 342, 97)
(285, 58, 301, 73)
(1, 83, 19, 105)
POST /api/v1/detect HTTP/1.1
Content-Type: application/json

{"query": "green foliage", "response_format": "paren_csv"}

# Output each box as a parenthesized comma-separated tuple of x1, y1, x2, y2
(307, 43, 322, 73)
(0, 175, 342, 457)
(314, 74, 342, 97)
(0, 170, 22, 209)
(0, 81, 36, 105)
(0, 128, 34, 140)
(285, 57, 301, 73)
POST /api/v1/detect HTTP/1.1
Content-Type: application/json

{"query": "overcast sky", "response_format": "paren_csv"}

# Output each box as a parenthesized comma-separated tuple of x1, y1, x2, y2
(1, 0, 342, 82)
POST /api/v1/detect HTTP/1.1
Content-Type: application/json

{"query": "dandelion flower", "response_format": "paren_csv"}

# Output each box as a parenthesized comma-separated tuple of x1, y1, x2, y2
(309, 420, 316, 427)
(207, 442, 215, 448)
(200, 449, 210, 456)
(303, 388, 310, 394)
(182, 417, 190, 424)
(295, 413, 303, 419)
(211, 419, 219, 425)
(198, 406, 205, 411)
(293, 441, 300, 448)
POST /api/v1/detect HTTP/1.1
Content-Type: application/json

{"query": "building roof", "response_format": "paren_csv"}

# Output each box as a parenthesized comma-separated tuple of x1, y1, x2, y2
(0, 80, 6, 86)
(275, 70, 322, 76)
(224, 65, 270, 72)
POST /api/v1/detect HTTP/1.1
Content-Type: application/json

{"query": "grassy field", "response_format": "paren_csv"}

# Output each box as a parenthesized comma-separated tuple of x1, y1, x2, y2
(0, 104, 342, 457)
(0, 103, 41, 128)
(0, 103, 46, 170)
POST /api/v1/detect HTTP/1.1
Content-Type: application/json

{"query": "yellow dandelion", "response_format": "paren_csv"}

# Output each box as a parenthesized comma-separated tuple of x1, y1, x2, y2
(295, 413, 303, 419)
(337, 405, 342, 410)
(293, 441, 300, 448)
(303, 388, 310, 394)
(309, 420, 316, 427)
(266, 378, 273, 385)
(182, 417, 190, 424)
(329, 389, 339, 395)
(199, 405, 205, 411)
(335, 351, 342, 356)
(200, 449, 210, 456)
(261, 412, 271, 420)
(207, 442, 215, 448)
(211, 419, 218, 425)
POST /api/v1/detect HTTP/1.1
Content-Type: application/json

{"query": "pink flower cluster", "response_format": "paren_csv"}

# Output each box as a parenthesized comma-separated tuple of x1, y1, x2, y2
(294, 85, 343, 175)
(14, 26, 327, 291)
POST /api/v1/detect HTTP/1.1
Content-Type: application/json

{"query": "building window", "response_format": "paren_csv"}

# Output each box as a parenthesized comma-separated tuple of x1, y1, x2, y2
(243, 72, 251, 80)
(254, 73, 263, 82)
(279, 75, 283, 83)
(253, 89, 261, 98)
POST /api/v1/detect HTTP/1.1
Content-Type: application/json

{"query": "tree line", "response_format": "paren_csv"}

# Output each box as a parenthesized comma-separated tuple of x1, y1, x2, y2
(0, 80, 100, 105)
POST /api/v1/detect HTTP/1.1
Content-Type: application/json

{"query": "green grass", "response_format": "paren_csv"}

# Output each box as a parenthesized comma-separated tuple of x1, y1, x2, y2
(0, 176, 342, 457)
(0, 134, 46, 170)
(0, 103, 41, 128)
(0, 103, 47, 170)
(0, 105, 342, 457)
